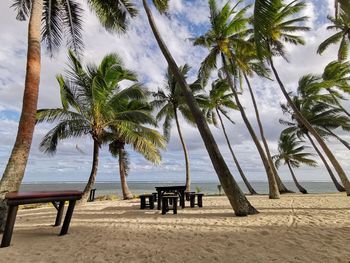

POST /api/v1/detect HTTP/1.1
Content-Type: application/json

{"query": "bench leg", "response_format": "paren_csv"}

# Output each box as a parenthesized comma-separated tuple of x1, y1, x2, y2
(59, 200, 76, 236)
(190, 195, 195, 208)
(161, 198, 167, 215)
(1, 205, 18, 248)
(157, 190, 162, 210)
(150, 198, 154, 209)
(173, 199, 177, 215)
(54, 201, 65, 226)
(198, 196, 203, 207)
(140, 197, 145, 209)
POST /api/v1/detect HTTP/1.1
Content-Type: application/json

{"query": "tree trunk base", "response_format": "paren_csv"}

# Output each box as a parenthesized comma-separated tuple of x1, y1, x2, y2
(279, 189, 295, 194)
(123, 193, 133, 200)
(235, 205, 259, 216)
(0, 199, 8, 233)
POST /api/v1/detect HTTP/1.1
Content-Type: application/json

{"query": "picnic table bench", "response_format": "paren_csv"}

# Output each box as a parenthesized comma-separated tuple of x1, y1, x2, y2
(0, 190, 82, 248)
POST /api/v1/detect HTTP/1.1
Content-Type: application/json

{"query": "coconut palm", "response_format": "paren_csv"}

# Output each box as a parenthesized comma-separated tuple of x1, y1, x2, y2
(233, 43, 293, 194)
(89, 0, 258, 215)
(193, 0, 280, 199)
(106, 118, 166, 199)
(152, 65, 199, 192)
(36, 51, 148, 202)
(142, 0, 258, 215)
(273, 133, 317, 194)
(0, 0, 138, 231)
(204, 79, 258, 195)
(280, 92, 348, 192)
(318, 1, 350, 61)
(254, 0, 350, 195)
(322, 61, 350, 118)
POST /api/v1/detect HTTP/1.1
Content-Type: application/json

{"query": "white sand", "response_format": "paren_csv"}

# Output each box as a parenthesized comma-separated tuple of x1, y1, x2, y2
(0, 193, 349, 263)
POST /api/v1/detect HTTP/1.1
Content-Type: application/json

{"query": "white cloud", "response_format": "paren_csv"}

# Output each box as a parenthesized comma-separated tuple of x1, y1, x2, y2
(0, 0, 349, 186)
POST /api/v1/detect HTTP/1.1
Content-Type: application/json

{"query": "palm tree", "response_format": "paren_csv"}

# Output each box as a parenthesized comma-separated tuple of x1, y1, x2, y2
(273, 133, 317, 194)
(107, 119, 166, 200)
(0, 0, 138, 231)
(140, 0, 258, 215)
(280, 91, 348, 192)
(193, 0, 280, 199)
(233, 44, 293, 194)
(204, 79, 258, 195)
(318, 2, 350, 61)
(322, 61, 350, 118)
(254, 0, 350, 195)
(152, 65, 197, 192)
(36, 51, 148, 202)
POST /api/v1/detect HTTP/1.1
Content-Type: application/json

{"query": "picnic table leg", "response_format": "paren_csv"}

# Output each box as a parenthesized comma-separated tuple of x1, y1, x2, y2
(157, 190, 162, 210)
(180, 190, 185, 208)
(59, 200, 76, 236)
(1, 205, 18, 248)
(54, 201, 65, 226)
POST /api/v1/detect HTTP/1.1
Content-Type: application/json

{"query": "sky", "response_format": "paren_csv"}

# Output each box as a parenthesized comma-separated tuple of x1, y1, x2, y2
(0, 0, 349, 184)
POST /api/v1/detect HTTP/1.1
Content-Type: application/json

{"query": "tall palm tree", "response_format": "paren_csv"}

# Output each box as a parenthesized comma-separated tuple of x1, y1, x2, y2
(0, 0, 138, 231)
(280, 91, 348, 192)
(273, 133, 317, 194)
(318, 1, 350, 61)
(152, 65, 197, 192)
(204, 79, 258, 195)
(140, 0, 258, 215)
(36, 51, 148, 202)
(107, 120, 166, 200)
(193, 0, 280, 199)
(254, 0, 350, 195)
(233, 44, 293, 194)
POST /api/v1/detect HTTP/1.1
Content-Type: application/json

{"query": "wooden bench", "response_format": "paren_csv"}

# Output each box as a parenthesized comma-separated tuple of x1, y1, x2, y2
(161, 194, 178, 215)
(88, 188, 96, 202)
(139, 194, 154, 209)
(190, 193, 204, 208)
(0, 190, 82, 248)
(185, 191, 195, 201)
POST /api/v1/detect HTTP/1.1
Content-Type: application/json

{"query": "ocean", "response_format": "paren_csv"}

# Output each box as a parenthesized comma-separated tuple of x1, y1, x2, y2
(20, 181, 340, 197)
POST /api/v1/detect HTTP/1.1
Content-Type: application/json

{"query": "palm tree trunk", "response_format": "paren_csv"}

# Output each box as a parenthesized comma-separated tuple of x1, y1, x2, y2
(243, 73, 293, 194)
(119, 148, 133, 200)
(306, 133, 345, 192)
(142, 0, 258, 216)
(221, 55, 279, 199)
(325, 127, 350, 151)
(81, 140, 100, 202)
(173, 107, 191, 192)
(0, 0, 43, 232)
(286, 162, 308, 194)
(269, 56, 350, 195)
(216, 108, 258, 195)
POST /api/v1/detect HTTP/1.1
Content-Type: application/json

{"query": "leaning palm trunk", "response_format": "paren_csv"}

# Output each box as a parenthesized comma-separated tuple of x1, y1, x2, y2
(306, 133, 345, 192)
(324, 128, 350, 151)
(244, 74, 293, 194)
(286, 162, 308, 194)
(142, 0, 258, 215)
(215, 108, 258, 195)
(221, 55, 279, 199)
(174, 107, 191, 192)
(0, 0, 43, 232)
(269, 57, 350, 196)
(81, 140, 100, 202)
(119, 148, 133, 200)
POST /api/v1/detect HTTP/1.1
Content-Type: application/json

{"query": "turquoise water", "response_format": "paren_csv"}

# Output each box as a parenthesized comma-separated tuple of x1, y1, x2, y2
(20, 181, 340, 197)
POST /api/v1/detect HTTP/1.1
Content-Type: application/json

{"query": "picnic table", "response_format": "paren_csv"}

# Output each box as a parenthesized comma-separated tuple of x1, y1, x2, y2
(155, 186, 186, 210)
(0, 190, 82, 248)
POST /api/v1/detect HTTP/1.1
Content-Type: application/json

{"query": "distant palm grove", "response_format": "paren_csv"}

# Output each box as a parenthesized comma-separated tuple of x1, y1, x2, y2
(1, 0, 350, 230)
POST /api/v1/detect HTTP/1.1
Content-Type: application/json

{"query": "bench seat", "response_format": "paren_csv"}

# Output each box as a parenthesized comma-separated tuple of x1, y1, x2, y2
(1, 190, 82, 248)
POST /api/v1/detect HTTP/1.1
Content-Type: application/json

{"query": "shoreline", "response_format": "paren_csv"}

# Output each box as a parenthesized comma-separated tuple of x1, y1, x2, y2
(1, 193, 349, 262)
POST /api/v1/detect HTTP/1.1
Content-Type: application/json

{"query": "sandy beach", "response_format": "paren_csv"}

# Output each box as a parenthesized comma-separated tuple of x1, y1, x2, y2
(0, 193, 349, 263)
